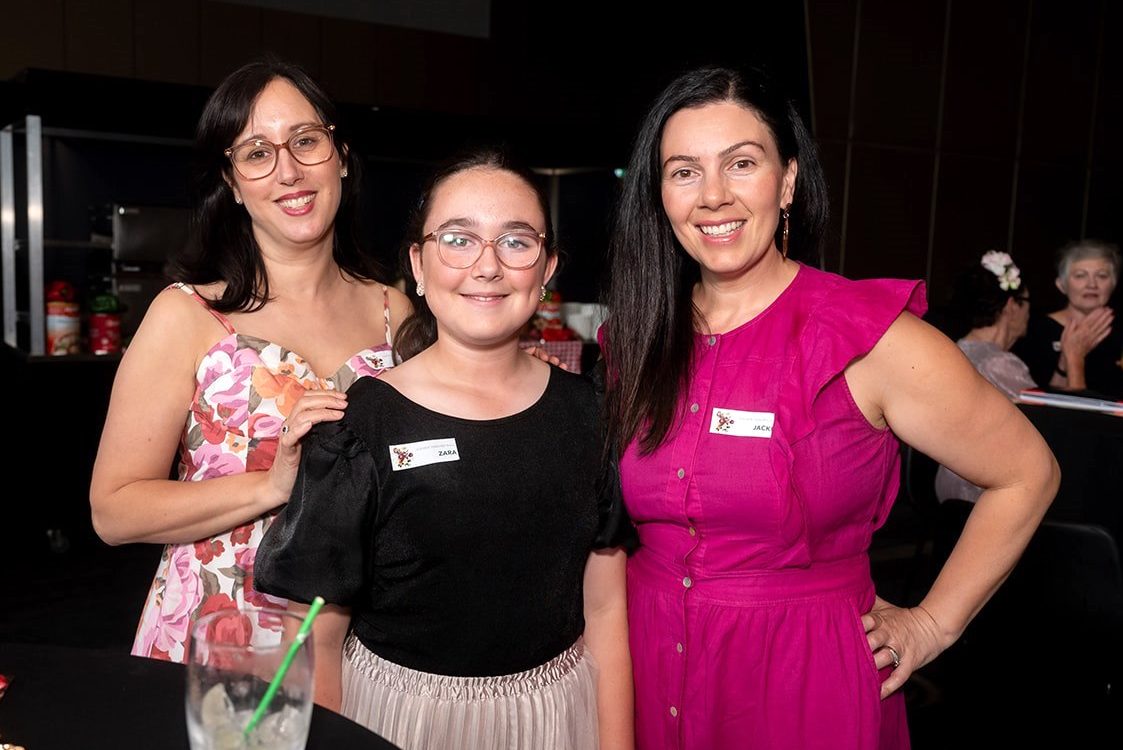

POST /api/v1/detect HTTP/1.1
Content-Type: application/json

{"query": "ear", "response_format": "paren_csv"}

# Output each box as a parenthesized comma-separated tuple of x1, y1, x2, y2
(409, 243, 424, 286)
(223, 172, 242, 205)
(339, 143, 349, 172)
(781, 158, 798, 208)
(542, 253, 559, 287)
(1055, 276, 1066, 295)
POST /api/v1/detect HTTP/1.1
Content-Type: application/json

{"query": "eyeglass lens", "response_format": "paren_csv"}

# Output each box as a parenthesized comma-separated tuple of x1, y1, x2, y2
(434, 231, 543, 269)
(229, 127, 334, 179)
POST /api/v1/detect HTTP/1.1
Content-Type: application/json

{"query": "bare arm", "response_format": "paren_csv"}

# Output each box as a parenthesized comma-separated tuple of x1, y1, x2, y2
(848, 313, 1058, 697)
(308, 604, 350, 711)
(583, 548, 633, 750)
(89, 290, 345, 545)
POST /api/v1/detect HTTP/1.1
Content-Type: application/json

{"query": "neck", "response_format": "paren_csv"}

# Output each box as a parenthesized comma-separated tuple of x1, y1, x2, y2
(964, 321, 1017, 351)
(423, 334, 529, 386)
(694, 251, 798, 334)
(258, 243, 342, 300)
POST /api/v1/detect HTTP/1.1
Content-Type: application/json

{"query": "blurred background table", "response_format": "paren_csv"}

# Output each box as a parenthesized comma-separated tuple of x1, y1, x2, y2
(0, 642, 399, 749)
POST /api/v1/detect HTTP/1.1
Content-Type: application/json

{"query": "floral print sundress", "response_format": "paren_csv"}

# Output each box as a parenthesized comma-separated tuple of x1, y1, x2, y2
(131, 282, 396, 662)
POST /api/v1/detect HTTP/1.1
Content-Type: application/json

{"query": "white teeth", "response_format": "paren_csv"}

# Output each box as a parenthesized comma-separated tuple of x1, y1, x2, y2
(278, 194, 313, 209)
(699, 221, 745, 236)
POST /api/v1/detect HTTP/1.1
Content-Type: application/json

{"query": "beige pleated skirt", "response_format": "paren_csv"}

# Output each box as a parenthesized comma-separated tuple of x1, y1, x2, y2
(341, 635, 599, 750)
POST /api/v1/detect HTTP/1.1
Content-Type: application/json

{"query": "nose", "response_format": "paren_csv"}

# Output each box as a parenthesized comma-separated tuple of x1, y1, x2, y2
(273, 146, 304, 185)
(471, 241, 503, 280)
(698, 170, 732, 210)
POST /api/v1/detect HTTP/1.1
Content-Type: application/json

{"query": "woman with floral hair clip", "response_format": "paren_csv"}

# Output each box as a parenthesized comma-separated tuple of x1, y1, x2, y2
(935, 251, 1036, 503)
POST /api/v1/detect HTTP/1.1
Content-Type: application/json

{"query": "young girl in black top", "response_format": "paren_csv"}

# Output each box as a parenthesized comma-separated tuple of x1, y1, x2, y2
(256, 149, 635, 750)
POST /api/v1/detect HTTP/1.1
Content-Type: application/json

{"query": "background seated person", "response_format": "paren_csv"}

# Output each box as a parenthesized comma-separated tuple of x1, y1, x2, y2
(935, 251, 1033, 503)
(1014, 239, 1123, 399)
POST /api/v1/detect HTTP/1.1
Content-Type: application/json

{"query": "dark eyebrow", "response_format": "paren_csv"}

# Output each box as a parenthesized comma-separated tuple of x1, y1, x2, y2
(662, 140, 767, 171)
(235, 122, 322, 145)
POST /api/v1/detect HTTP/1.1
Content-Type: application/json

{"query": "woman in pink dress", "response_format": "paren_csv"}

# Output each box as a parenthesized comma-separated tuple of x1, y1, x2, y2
(89, 59, 412, 663)
(600, 66, 1059, 749)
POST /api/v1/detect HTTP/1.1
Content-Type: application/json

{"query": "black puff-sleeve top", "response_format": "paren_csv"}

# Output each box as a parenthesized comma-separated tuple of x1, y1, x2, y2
(255, 366, 637, 677)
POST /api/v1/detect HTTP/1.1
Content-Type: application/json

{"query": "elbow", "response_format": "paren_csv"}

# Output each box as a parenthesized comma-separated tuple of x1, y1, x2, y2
(89, 491, 127, 546)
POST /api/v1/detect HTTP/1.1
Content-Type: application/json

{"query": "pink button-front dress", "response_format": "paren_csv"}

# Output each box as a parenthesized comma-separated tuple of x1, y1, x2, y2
(131, 282, 395, 663)
(619, 264, 924, 749)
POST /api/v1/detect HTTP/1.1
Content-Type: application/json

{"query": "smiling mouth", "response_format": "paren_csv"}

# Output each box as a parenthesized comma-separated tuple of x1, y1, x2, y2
(462, 293, 507, 302)
(698, 220, 746, 237)
(277, 194, 314, 209)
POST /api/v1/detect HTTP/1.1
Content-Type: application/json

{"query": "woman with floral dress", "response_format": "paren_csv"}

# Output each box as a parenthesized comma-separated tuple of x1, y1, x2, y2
(89, 58, 411, 663)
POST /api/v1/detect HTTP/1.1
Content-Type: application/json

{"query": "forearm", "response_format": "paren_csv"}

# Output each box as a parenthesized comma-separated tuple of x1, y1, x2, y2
(584, 604, 634, 750)
(90, 471, 280, 545)
(919, 461, 1058, 642)
(309, 606, 349, 712)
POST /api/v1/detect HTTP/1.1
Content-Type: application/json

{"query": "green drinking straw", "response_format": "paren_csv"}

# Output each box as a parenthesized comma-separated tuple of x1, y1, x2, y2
(243, 595, 325, 739)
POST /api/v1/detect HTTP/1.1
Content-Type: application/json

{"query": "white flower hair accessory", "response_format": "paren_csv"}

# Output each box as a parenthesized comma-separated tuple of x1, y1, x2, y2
(980, 250, 1021, 291)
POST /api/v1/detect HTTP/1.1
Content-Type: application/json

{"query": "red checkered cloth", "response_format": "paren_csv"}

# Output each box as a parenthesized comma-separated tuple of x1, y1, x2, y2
(520, 339, 584, 373)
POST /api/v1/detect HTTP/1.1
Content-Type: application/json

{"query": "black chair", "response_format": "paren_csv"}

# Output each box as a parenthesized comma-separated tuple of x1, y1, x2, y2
(899, 444, 958, 601)
(952, 519, 1123, 743)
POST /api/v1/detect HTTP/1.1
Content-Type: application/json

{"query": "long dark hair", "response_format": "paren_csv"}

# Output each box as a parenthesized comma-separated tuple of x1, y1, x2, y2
(393, 148, 559, 362)
(170, 57, 383, 312)
(604, 65, 829, 454)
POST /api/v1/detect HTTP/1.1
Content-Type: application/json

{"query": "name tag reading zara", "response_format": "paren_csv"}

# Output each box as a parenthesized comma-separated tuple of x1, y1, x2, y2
(709, 408, 775, 438)
(389, 438, 460, 471)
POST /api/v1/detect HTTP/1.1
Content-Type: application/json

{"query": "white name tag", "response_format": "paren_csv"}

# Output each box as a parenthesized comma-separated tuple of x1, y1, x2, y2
(709, 408, 774, 438)
(388, 438, 460, 471)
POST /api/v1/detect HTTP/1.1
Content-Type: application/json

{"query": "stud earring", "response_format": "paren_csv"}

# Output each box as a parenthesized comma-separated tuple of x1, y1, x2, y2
(781, 207, 790, 258)
(341, 167, 349, 178)
(416, 281, 425, 297)
(234, 195, 243, 205)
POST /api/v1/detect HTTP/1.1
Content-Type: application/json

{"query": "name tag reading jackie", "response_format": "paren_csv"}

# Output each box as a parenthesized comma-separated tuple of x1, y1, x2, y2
(709, 408, 775, 438)
(389, 438, 460, 471)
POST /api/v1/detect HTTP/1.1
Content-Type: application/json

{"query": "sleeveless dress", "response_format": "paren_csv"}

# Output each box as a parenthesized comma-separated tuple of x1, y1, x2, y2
(130, 282, 397, 663)
(619, 264, 925, 749)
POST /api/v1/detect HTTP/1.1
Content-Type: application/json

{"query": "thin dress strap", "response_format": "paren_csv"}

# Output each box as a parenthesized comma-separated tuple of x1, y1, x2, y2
(381, 284, 393, 347)
(171, 282, 236, 335)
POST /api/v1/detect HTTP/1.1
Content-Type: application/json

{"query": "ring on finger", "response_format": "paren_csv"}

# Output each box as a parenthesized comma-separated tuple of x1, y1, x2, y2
(887, 646, 901, 669)
(281, 423, 289, 435)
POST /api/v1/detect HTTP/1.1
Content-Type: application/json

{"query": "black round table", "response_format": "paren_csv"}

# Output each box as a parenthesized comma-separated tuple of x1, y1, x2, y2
(0, 642, 400, 749)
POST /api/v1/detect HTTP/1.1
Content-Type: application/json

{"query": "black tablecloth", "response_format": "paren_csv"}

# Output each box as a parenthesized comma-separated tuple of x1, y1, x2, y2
(0, 642, 400, 749)
(1019, 402, 1123, 541)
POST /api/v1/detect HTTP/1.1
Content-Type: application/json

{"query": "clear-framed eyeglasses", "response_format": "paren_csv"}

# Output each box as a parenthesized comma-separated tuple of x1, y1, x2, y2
(224, 124, 336, 180)
(422, 229, 547, 270)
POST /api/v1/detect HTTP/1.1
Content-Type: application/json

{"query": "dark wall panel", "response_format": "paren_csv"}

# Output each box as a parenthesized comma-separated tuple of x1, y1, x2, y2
(200, 2, 264, 87)
(940, 0, 1027, 159)
(817, 141, 847, 273)
(135, 0, 201, 85)
(261, 9, 322, 79)
(0, 1, 65, 78)
(842, 147, 933, 281)
(1019, 0, 1100, 164)
(64, 0, 134, 78)
(319, 17, 378, 104)
(806, 0, 858, 141)
(851, 0, 945, 149)
(1011, 162, 1086, 301)
(928, 155, 1015, 308)
(1085, 169, 1122, 245)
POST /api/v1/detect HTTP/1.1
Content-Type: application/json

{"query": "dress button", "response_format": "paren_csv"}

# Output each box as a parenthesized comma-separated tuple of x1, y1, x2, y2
(707, 335, 717, 346)
(688, 526, 696, 537)
(676, 642, 684, 653)
(682, 576, 693, 588)
(689, 402, 699, 413)
(676, 468, 685, 479)
(670, 706, 679, 717)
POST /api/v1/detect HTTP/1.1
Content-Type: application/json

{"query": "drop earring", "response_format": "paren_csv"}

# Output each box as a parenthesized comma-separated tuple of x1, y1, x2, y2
(539, 286, 548, 302)
(416, 281, 425, 297)
(781, 207, 790, 258)
(234, 194, 242, 205)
